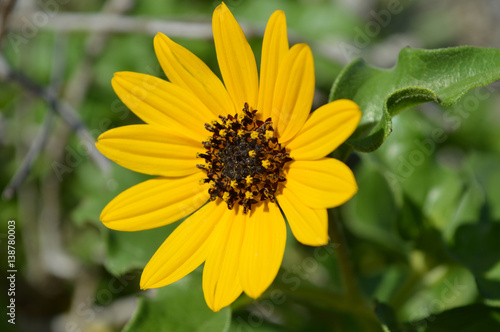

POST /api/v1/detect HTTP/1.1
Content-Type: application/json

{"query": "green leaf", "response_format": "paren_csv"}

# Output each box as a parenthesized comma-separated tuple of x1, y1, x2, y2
(123, 273, 231, 332)
(344, 157, 404, 251)
(445, 153, 500, 299)
(105, 222, 178, 276)
(398, 266, 477, 323)
(409, 304, 500, 331)
(330, 46, 500, 152)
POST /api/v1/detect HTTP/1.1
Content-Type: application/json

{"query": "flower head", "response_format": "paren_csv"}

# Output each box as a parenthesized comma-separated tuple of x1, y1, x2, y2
(96, 3, 361, 312)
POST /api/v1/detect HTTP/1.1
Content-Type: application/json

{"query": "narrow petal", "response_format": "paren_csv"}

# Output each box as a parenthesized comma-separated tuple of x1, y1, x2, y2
(286, 99, 361, 160)
(240, 202, 286, 299)
(112, 71, 215, 142)
(284, 158, 358, 209)
(140, 201, 226, 289)
(96, 124, 202, 177)
(153, 33, 235, 115)
(203, 207, 244, 312)
(100, 173, 209, 231)
(277, 189, 328, 246)
(272, 44, 315, 143)
(258, 10, 289, 120)
(213, 3, 259, 111)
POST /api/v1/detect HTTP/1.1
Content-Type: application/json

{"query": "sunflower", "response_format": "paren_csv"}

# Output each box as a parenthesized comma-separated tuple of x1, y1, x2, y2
(96, 3, 361, 312)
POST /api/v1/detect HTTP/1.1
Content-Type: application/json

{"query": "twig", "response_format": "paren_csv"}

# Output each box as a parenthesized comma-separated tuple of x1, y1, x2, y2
(0, 54, 110, 199)
(6, 11, 249, 39)
(0, 0, 16, 51)
(2, 112, 55, 200)
(6, 11, 349, 65)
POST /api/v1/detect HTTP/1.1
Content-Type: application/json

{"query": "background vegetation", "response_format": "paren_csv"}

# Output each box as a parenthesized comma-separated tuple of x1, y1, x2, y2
(1, 0, 500, 331)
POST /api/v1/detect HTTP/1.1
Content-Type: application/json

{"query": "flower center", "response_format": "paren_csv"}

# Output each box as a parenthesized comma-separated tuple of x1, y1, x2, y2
(197, 103, 292, 213)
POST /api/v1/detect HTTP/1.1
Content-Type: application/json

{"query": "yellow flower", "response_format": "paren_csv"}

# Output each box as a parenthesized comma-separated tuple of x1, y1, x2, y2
(96, 3, 361, 312)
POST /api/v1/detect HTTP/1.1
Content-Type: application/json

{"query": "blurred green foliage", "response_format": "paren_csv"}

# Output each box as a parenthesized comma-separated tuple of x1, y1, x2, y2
(1, 0, 500, 331)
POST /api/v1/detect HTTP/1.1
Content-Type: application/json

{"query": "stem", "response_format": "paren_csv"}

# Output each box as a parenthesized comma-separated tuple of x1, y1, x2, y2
(329, 208, 364, 302)
(330, 208, 382, 332)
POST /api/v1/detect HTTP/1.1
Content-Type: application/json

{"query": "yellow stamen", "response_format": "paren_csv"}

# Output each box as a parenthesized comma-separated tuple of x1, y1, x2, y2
(245, 191, 253, 199)
(245, 175, 253, 185)
(265, 130, 274, 140)
(251, 131, 259, 139)
(262, 160, 271, 169)
(230, 180, 238, 189)
(222, 192, 230, 202)
(219, 129, 227, 137)
(248, 150, 256, 158)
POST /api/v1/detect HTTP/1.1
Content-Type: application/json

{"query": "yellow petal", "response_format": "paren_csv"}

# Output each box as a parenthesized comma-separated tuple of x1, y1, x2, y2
(203, 207, 244, 312)
(153, 33, 235, 115)
(213, 3, 258, 111)
(284, 158, 358, 209)
(140, 201, 226, 289)
(240, 202, 286, 299)
(277, 189, 328, 246)
(258, 10, 289, 120)
(100, 173, 209, 231)
(287, 99, 361, 160)
(111, 71, 214, 142)
(272, 44, 314, 143)
(96, 124, 201, 177)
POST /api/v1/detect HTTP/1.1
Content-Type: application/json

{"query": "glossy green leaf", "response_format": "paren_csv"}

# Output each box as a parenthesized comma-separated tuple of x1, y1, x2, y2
(330, 46, 500, 151)
(123, 273, 231, 332)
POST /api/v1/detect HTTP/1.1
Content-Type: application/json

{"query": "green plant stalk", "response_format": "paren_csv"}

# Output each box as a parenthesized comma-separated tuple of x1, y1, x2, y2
(329, 208, 382, 331)
(329, 208, 364, 303)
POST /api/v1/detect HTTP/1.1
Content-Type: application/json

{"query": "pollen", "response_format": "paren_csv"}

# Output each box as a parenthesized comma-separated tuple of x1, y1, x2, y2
(197, 103, 292, 213)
